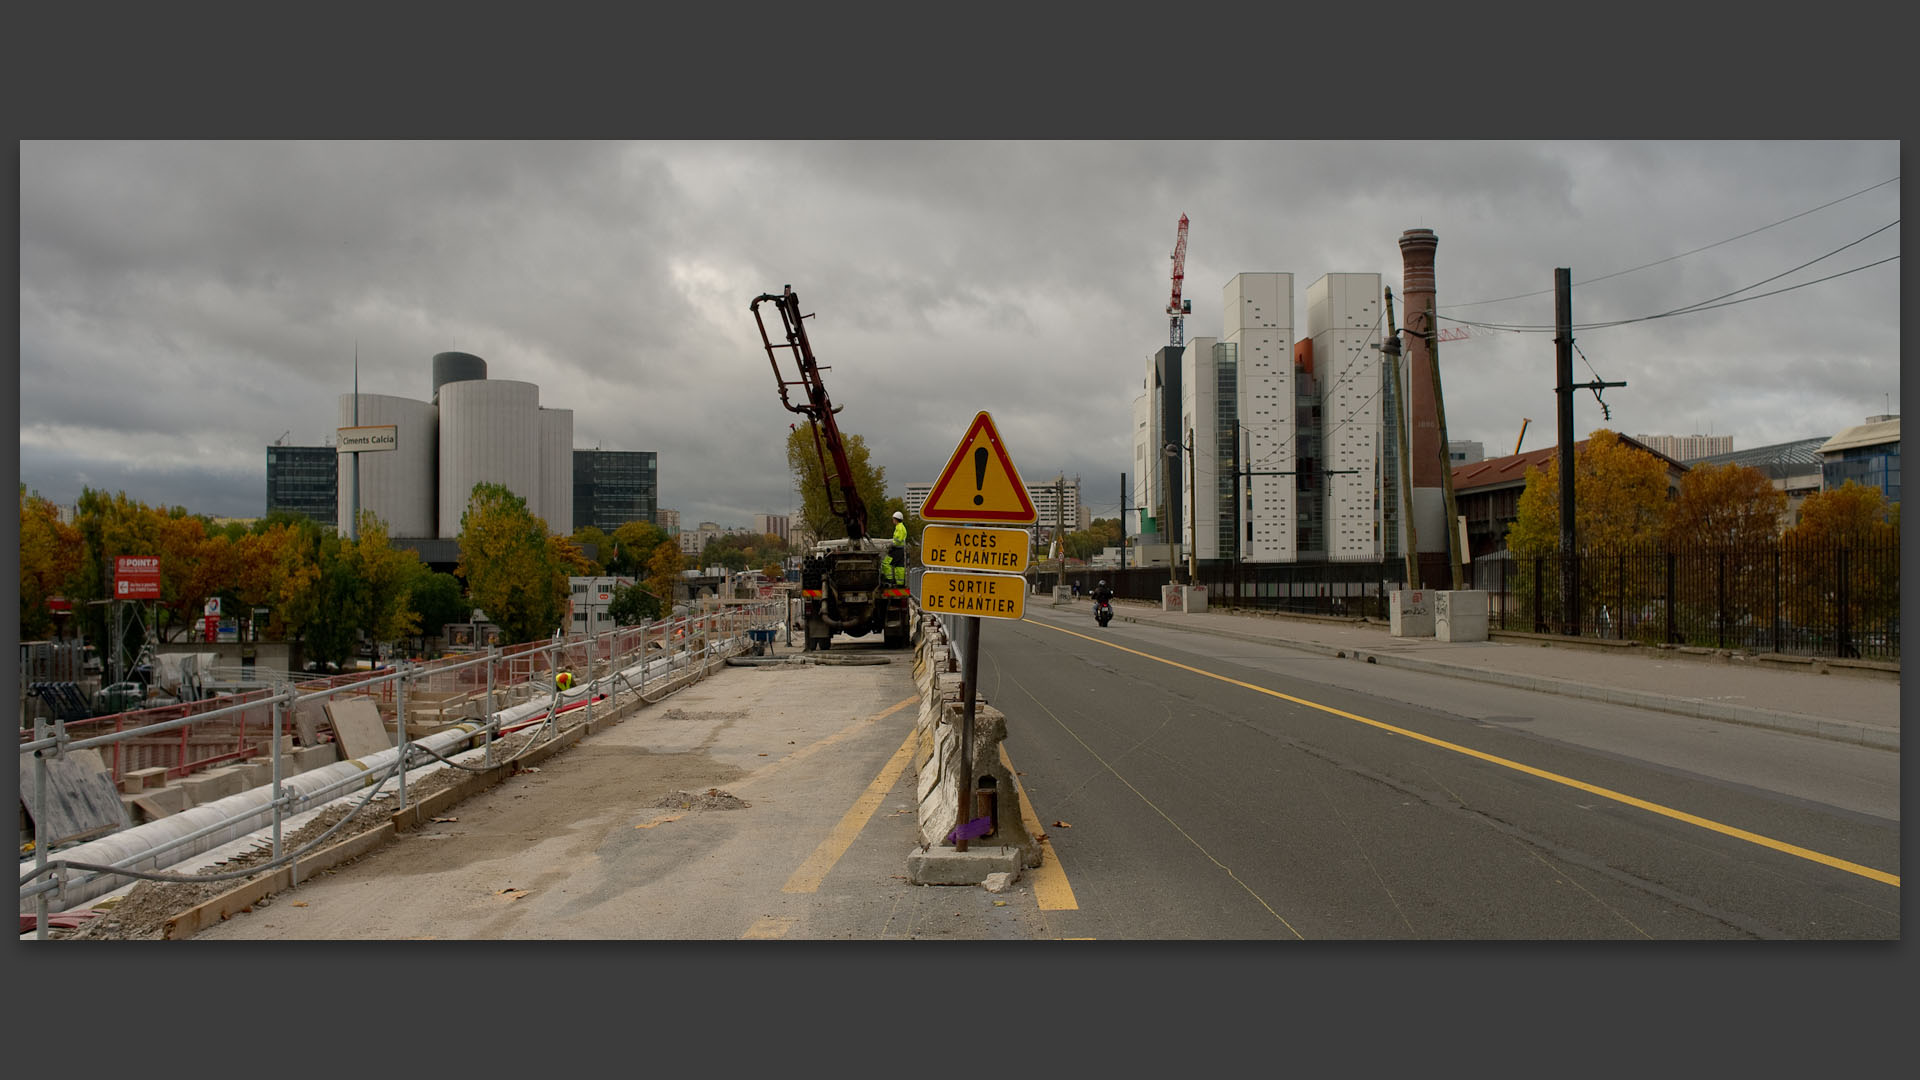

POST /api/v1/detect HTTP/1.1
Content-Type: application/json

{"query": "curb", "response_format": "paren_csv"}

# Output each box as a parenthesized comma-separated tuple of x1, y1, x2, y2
(1114, 614, 1898, 752)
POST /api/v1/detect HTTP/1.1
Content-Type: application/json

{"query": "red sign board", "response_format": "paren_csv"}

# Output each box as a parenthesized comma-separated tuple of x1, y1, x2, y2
(115, 555, 162, 600)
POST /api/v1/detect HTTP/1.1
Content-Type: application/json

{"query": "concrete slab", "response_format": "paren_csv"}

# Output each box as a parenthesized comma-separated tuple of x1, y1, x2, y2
(325, 697, 392, 761)
(118, 766, 168, 794)
(907, 844, 1021, 885)
(20, 748, 128, 845)
(179, 766, 244, 805)
(292, 744, 341, 771)
(129, 784, 191, 822)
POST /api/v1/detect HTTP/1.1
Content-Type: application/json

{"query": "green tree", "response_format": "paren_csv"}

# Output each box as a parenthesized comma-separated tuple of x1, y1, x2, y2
(300, 532, 370, 669)
(607, 581, 664, 625)
(456, 483, 570, 645)
(408, 572, 473, 651)
(571, 525, 614, 575)
(786, 425, 889, 541)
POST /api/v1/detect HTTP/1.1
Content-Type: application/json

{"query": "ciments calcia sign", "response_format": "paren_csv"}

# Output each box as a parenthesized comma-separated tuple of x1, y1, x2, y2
(336, 425, 398, 452)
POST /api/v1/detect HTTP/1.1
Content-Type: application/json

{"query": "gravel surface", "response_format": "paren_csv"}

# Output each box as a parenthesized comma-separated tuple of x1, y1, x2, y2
(42, 724, 571, 941)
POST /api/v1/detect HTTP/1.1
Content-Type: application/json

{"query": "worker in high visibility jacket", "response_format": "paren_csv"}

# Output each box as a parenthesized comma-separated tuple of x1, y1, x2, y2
(555, 670, 574, 693)
(882, 510, 909, 586)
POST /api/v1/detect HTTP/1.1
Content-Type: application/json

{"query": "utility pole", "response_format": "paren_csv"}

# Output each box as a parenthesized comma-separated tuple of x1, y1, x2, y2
(1551, 267, 1628, 636)
(1555, 268, 1576, 634)
(1120, 473, 1128, 572)
(1423, 301, 1464, 589)
(1382, 289, 1419, 589)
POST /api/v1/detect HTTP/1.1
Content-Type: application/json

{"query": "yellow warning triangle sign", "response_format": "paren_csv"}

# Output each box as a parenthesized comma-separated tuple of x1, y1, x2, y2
(921, 411, 1037, 524)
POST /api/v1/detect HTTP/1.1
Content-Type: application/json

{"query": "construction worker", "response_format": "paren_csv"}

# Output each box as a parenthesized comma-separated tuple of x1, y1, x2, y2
(555, 670, 574, 693)
(885, 510, 909, 586)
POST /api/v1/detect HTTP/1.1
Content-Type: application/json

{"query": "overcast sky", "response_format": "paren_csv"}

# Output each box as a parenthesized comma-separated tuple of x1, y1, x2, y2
(16, 141, 1902, 530)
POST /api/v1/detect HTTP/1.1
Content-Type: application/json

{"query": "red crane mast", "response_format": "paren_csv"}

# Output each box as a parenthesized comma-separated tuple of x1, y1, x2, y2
(1167, 213, 1190, 347)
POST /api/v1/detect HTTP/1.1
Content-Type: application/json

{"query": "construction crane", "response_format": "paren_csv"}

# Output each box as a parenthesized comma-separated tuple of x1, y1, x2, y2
(1167, 213, 1191, 347)
(1514, 418, 1531, 456)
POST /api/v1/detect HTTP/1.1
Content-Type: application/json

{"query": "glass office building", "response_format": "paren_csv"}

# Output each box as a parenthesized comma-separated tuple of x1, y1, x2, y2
(573, 450, 658, 532)
(266, 445, 338, 527)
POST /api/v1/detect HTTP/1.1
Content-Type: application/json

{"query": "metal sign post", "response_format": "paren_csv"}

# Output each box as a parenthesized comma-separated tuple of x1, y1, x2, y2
(921, 412, 1037, 853)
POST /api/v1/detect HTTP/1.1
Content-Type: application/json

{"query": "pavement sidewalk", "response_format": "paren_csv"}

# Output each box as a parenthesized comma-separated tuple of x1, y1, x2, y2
(1070, 597, 1900, 752)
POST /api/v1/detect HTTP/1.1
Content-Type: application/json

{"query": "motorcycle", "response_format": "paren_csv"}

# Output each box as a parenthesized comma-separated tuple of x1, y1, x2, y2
(1093, 597, 1113, 627)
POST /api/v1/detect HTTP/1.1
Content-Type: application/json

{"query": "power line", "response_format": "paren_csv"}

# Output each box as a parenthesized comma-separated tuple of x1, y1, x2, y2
(1443, 240, 1898, 335)
(1444, 175, 1899, 310)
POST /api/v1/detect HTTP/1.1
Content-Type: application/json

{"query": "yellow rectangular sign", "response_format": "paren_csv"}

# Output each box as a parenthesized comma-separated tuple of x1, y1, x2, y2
(920, 525, 1030, 574)
(919, 571, 1027, 621)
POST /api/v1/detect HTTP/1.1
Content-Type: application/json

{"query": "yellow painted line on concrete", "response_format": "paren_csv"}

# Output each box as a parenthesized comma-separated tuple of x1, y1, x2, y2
(781, 697, 921, 894)
(1001, 743, 1079, 911)
(1025, 618, 1900, 890)
(742, 916, 796, 939)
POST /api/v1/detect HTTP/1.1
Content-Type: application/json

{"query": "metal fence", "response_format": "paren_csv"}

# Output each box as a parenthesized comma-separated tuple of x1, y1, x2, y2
(1041, 561, 1413, 621)
(1487, 540, 1900, 660)
(18, 602, 780, 938)
(1037, 538, 1899, 662)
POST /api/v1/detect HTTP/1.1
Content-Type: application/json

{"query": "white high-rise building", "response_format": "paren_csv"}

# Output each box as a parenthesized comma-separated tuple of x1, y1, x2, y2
(1224, 273, 1295, 561)
(1308, 273, 1384, 562)
(1180, 335, 1242, 561)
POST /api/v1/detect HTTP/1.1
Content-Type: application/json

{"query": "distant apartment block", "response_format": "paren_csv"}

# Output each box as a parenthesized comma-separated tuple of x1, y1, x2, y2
(1636, 433, 1733, 461)
(1448, 441, 1484, 465)
(753, 513, 791, 545)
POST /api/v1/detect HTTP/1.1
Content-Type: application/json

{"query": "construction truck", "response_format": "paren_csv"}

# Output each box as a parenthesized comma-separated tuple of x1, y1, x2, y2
(752, 285, 913, 651)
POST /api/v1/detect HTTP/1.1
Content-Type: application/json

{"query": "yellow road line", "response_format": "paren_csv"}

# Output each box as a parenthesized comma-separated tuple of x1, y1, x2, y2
(781, 697, 921, 894)
(742, 916, 795, 939)
(1001, 743, 1079, 911)
(1024, 618, 1900, 889)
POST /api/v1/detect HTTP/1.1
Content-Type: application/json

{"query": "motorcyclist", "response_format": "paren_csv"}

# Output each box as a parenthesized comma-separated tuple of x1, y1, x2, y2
(1090, 579, 1113, 605)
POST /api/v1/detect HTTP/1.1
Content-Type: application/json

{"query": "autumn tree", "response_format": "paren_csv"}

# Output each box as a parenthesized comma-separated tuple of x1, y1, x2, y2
(19, 487, 84, 641)
(1780, 481, 1899, 642)
(609, 520, 670, 577)
(456, 483, 571, 645)
(232, 515, 323, 645)
(786, 425, 889, 541)
(1505, 430, 1671, 632)
(644, 537, 687, 614)
(1065, 517, 1124, 561)
(349, 512, 426, 647)
(1664, 463, 1786, 549)
(1507, 430, 1671, 556)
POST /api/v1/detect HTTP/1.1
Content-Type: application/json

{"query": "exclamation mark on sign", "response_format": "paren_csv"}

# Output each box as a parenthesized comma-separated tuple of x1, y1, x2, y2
(973, 447, 988, 505)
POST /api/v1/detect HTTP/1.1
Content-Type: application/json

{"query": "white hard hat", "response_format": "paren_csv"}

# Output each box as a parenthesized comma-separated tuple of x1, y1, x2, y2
(893, 511, 904, 520)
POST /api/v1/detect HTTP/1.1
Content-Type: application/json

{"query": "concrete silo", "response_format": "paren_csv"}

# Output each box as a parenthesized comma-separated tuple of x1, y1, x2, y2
(337, 392, 438, 538)
(538, 406, 574, 535)
(437, 378, 542, 538)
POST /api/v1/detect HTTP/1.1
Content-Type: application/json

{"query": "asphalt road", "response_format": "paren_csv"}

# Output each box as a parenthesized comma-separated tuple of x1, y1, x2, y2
(995, 605, 1899, 940)
(182, 611, 1898, 941)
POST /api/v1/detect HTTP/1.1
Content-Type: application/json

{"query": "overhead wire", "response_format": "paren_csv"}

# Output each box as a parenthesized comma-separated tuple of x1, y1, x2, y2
(1441, 220, 1900, 333)
(1443, 175, 1899, 310)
